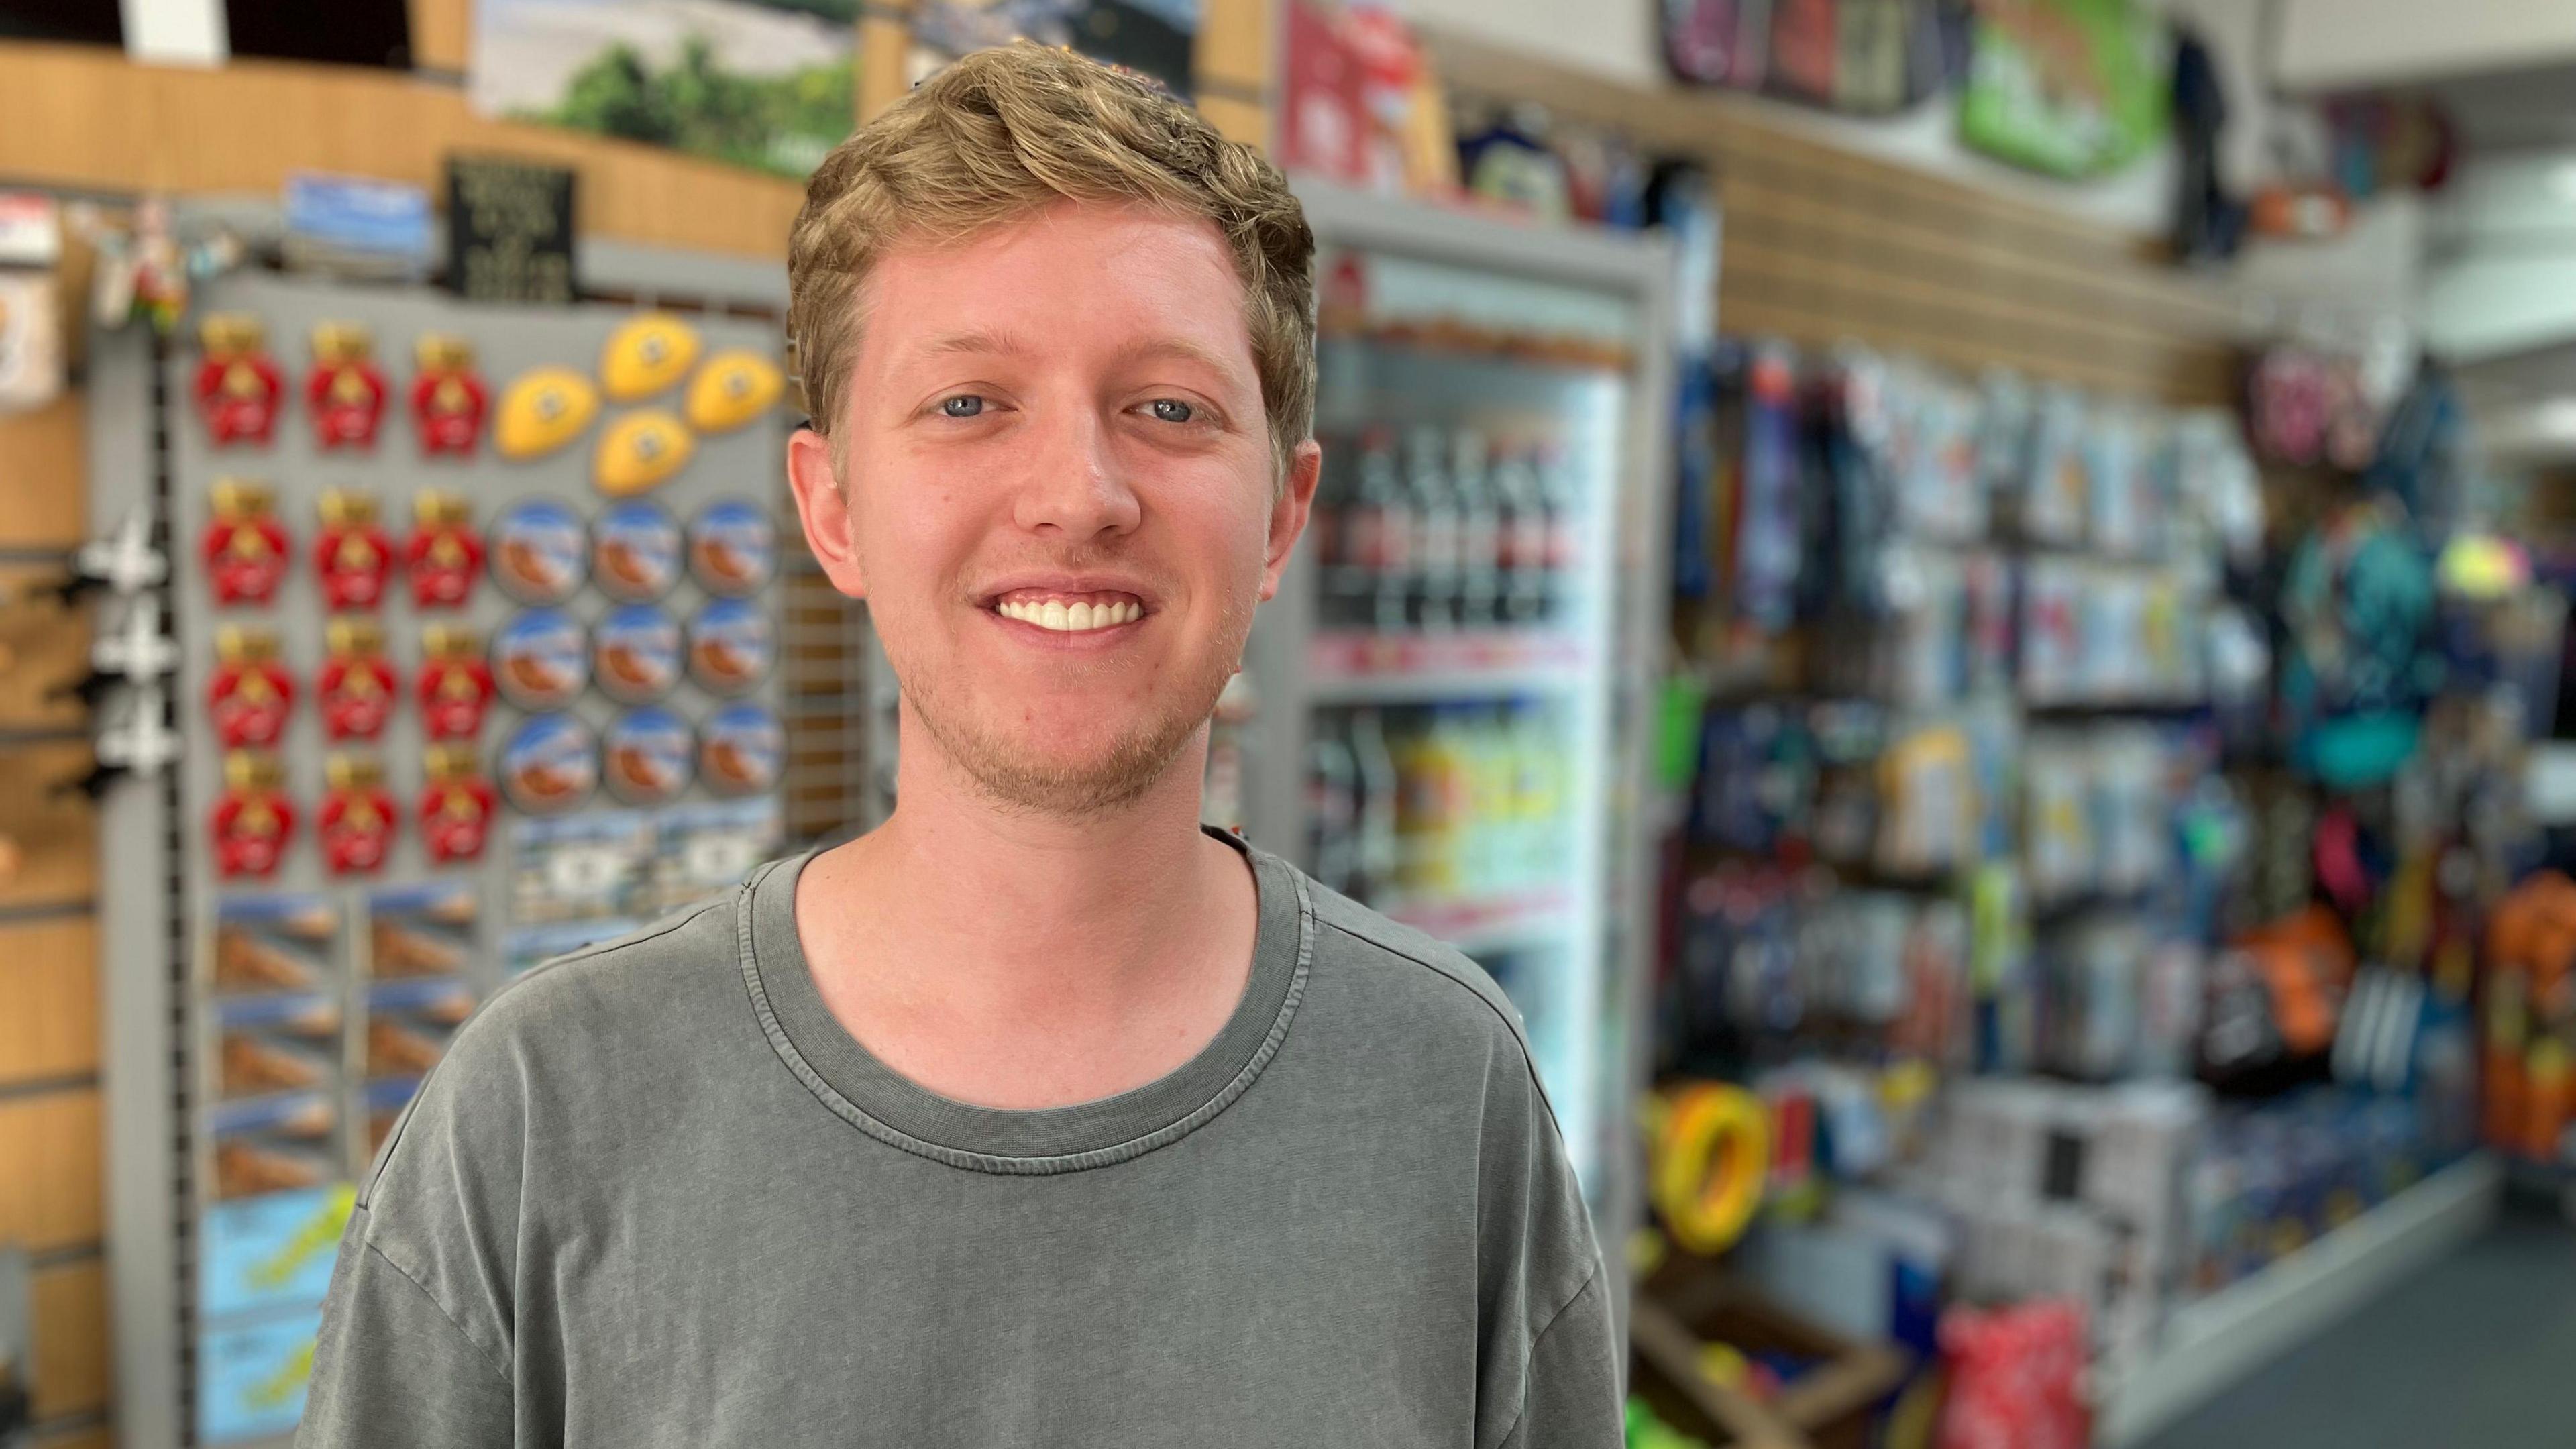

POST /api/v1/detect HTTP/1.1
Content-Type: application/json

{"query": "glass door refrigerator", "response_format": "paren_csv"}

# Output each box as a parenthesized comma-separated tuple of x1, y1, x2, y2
(1236, 179, 1676, 1265)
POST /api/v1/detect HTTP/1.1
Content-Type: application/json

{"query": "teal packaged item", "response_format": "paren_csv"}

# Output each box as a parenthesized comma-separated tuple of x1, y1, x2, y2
(197, 1307, 325, 1443)
(201, 1183, 354, 1321)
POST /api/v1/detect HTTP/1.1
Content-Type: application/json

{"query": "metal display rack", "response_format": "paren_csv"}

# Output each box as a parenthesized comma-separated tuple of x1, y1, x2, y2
(91, 238, 863, 1448)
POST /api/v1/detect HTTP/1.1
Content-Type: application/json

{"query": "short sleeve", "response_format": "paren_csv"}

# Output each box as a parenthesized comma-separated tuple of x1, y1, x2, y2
(1495, 1272, 1621, 1449)
(1475, 1055, 1623, 1449)
(297, 1205, 514, 1448)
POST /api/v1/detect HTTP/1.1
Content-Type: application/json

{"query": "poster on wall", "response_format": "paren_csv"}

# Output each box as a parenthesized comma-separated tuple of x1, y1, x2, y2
(904, 0, 1200, 99)
(1955, 0, 2168, 178)
(469, 0, 857, 178)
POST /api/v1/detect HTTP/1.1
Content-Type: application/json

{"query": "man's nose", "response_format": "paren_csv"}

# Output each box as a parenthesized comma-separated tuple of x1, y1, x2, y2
(1010, 406, 1142, 539)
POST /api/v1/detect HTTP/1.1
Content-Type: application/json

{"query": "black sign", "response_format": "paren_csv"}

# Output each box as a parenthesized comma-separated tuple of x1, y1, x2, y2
(445, 156, 576, 304)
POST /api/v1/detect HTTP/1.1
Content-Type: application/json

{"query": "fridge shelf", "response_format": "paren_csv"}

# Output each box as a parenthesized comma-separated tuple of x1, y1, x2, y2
(1305, 629, 1590, 703)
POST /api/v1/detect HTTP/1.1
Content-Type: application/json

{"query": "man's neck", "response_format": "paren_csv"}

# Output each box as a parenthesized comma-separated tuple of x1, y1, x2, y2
(790, 710, 1258, 1108)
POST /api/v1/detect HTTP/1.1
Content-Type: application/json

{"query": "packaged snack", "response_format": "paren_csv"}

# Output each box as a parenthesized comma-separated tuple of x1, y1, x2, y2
(651, 797, 781, 914)
(698, 702, 783, 796)
(366, 977, 476, 1079)
(488, 497, 587, 604)
(492, 608, 588, 712)
(604, 707, 694, 805)
(210, 895, 336, 996)
(366, 1075, 424, 1157)
(367, 879, 478, 978)
(688, 498, 776, 596)
(197, 1308, 325, 1443)
(592, 499, 682, 602)
(209, 1091, 339, 1201)
(496, 712, 599, 815)
(200, 1182, 354, 1320)
(593, 605, 682, 704)
(214, 994, 339, 1100)
(509, 810, 652, 924)
(687, 598, 773, 695)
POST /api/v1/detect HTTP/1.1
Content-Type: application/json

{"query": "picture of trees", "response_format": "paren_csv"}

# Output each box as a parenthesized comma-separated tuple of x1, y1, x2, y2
(472, 0, 859, 178)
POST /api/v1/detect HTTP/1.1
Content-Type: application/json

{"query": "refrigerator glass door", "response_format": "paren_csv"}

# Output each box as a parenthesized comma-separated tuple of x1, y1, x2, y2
(1291, 243, 1642, 1200)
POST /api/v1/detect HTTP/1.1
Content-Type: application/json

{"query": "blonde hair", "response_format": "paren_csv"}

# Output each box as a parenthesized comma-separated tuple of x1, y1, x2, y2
(788, 43, 1316, 485)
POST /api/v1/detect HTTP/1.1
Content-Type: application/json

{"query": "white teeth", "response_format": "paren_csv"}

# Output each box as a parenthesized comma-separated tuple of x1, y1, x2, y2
(996, 598, 1140, 631)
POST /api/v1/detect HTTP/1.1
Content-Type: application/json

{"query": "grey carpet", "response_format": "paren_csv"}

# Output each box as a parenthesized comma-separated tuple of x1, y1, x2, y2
(2135, 1202, 2576, 1449)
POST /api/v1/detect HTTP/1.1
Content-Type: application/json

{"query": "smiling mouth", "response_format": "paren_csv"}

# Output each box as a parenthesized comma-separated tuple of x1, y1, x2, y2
(987, 590, 1146, 635)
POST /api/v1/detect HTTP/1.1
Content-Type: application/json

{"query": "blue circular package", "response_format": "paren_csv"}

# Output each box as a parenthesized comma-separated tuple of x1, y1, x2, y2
(488, 498, 587, 605)
(687, 599, 773, 696)
(496, 712, 597, 814)
(688, 499, 776, 597)
(592, 605, 682, 704)
(490, 610, 588, 711)
(698, 702, 782, 796)
(591, 500, 682, 602)
(602, 707, 694, 805)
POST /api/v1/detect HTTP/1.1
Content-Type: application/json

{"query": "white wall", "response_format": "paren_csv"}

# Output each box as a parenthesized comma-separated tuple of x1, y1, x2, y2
(1403, 0, 2273, 238)
(2278, 0, 2576, 89)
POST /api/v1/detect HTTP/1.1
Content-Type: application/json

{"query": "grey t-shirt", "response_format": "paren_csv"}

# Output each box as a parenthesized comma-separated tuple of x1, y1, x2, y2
(298, 833, 1620, 1448)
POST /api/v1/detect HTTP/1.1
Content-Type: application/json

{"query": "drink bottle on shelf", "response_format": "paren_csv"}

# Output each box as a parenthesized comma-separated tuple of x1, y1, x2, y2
(1306, 719, 1359, 895)
(1362, 431, 1415, 633)
(1349, 706, 1403, 904)
(1534, 438, 1580, 625)
(1405, 425, 1462, 633)
(1494, 440, 1550, 627)
(1453, 428, 1503, 629)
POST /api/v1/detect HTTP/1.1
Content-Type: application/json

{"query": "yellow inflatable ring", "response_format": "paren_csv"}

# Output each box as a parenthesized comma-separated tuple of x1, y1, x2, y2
(1652, 1082, 1769, 1255)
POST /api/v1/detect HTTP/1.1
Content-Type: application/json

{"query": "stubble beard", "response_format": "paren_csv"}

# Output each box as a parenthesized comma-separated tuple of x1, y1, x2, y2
(892, 590, 1254, 820)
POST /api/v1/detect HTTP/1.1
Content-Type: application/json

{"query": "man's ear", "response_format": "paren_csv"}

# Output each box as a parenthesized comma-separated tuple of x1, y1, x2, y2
(1258, 437, 1323, 602)
(787, 426, 867, 600)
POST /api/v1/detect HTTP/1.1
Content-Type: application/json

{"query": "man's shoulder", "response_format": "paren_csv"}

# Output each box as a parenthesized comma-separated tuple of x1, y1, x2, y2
(1295, 872, 1535, 1057)
(398, 885, 749, 1126)
(473, 890, 745, 1046)
(363, 886, 752, 1199)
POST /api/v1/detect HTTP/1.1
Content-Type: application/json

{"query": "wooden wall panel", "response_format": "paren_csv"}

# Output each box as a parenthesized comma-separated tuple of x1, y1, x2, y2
(0, 1092, 103, 1252)
(408, 0, 473, 74)
(29, 1258, 108, 1421)
(0, 395, 87, 549)
(0, 741, 97, 910)
(1196, 0, 1272, 94)
(1421, 30, 2241, 409)
(0, 43, 804, 262)
(0, 570, 89, 734)
(30, 1426, 109, 1449)
(0, 918, 97, 1086)
(1197, 94, 1271, 150)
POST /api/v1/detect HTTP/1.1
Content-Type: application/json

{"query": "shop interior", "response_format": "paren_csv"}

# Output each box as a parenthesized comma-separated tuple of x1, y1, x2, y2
(3, 0, 2574, 1445)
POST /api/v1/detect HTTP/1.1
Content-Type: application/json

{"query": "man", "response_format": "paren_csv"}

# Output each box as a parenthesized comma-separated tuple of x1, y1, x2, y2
(301, 43, 1618, 1448)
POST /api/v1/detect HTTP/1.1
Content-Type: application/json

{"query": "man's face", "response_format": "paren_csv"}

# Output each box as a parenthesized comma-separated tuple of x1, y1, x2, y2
(789, 199, 1317, 817)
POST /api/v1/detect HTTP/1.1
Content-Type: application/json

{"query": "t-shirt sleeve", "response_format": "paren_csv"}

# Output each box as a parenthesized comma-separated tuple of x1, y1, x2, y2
(297, 1205, 514, 1448)
(1495, 1271, 1621, 1449)
(1475, 1046, 1624, 1449)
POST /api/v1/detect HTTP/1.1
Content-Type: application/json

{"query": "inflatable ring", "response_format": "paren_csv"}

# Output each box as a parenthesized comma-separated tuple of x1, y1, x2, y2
(1652, 1082, 1769, 1255)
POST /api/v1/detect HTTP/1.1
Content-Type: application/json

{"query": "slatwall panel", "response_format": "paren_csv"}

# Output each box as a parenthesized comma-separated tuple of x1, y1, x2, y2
(0, 294, 103, 1440)
(1423, 30, 2243, 408)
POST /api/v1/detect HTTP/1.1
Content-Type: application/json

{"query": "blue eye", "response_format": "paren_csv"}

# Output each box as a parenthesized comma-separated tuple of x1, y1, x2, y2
(941, 395, 985, 418)
(1148, 398, 1195, 423)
